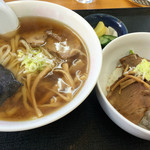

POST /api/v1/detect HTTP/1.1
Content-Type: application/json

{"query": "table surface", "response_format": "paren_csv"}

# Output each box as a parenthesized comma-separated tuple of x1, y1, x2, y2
(5, 0, 139, 10)
(2, 1, 150, 150)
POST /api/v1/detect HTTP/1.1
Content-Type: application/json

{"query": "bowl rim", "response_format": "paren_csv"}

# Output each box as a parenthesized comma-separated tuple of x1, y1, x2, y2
(96, 32, 150, 137)
(0, 1, 102, 132)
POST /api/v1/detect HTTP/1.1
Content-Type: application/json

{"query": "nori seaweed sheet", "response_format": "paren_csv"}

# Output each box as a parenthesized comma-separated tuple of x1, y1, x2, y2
(0, 64, 22, 105)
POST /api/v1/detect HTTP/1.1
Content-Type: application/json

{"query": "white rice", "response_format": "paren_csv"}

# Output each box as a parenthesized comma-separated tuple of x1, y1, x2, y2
(139, 110, 150, 130)
(106, 67, 123, 92)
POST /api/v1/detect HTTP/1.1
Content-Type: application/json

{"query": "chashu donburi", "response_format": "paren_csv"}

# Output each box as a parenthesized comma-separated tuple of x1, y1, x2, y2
(107, 53, 150, 130)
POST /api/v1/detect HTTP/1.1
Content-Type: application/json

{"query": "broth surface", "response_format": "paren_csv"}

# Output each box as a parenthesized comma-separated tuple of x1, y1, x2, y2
(0, 17, 89, 121)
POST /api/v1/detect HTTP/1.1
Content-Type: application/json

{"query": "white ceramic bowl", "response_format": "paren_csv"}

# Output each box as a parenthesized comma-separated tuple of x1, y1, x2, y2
(96, 32, 150, 140)
(0, 1, 102, 131)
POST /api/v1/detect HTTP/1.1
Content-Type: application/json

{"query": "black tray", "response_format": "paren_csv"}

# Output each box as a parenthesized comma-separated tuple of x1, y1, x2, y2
(1, 7, 150, 150)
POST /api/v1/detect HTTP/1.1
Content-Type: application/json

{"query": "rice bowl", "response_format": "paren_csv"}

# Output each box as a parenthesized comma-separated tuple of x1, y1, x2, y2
(96, 32, 150, 140)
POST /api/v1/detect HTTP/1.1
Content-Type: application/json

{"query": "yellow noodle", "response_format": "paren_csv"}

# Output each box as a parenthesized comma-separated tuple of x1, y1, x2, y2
(111, 76, 130, 91)
(126, 75, 150, 88)
(0, 45, 11, 64)
(16, 71, 24, 82)
(27, 90, 33, 105)
(0, 45, 11, 61)
(38, 101, 62, 108)
(7, 59, 19, 70)
(120, 78, 136, 89)
(69, 59, 84, 74)
(41, 47, 54, 59)
(10, 38, 15, 53)
(71, 49, 86, 57)
(5, 107, 19, 116)
(55, 69, 74, 86)
(124, 71, 135, 76)
(9, 52, 17, 64)
(54, 63, 74, 88)
(10, 63, 19, 77)
(79, 73, 87, 81)
(27, 74, 32, 93)
(13, 91, 22, 103)
(119, 79, 136, 94)
(73, 71, 86, 82)
(2, 55, 11, 66)
(20, 39, 30, 52)
(63, 63, 75, 88)
(0, 45, 4, 56)
(123, 64, 129, 74)
(31, 66, 51, 117)
(14, 64, 20, 77)
(111, 75, 150, 92)
(18, 47, 26, 53)
(49, 88, 71, 102)
(22, 82, 32, 111)
(15, 35, 20, 50)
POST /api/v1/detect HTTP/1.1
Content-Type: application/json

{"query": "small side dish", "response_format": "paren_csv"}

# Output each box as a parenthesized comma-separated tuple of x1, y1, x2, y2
(94, 21, 118, 48)
(84, 13, 128, 48)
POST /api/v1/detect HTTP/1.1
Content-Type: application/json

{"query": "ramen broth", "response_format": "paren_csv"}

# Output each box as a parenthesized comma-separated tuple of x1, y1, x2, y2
(0, 17, 89, 121)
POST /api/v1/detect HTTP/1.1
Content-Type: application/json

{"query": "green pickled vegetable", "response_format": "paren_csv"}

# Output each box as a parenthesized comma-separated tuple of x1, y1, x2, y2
(99, 35, 117, 48)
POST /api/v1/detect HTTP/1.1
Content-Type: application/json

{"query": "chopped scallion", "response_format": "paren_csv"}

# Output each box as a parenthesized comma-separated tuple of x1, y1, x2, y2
(129, 50, 134, 54)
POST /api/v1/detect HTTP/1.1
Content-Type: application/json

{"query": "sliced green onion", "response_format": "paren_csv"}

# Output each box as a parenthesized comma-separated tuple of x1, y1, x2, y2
(17, 48, 55, 73)
(129, 50, 134, 54)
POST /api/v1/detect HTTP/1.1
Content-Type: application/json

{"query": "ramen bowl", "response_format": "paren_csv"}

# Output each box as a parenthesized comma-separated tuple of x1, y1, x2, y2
(96, 32, 150, 140)
(0, 1, 102, 131)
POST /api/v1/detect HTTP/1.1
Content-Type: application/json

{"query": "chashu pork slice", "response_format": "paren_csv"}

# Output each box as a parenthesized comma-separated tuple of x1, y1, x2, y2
(107, 82, 150, 124)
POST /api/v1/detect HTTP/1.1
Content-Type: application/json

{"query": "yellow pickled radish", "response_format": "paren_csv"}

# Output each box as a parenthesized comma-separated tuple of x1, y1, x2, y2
(94, 21, 106, 37)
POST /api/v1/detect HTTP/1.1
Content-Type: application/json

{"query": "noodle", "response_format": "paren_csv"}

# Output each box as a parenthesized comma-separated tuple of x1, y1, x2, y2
(7, 59, 19, 70)
(0, 45, 11, 61)
(15, 35, 20, 50)
(2, 55, 11, 66)
(38, 101, 62, 108)
(10, 38, 15, 53)
(20, 39, 30, 51)
(119, 78, 136, 94)
(5, 107, 19, 116)
(70, 49, 87, 57)
(54, 63, 75, 88)
(123, 64, 129, 74)
(111, 75, 150, 92)
(22, 82, 32, 111)
(126, 75, 150, 88)
(31, 66, 52, 117)
(0, 45, 11, 64)
(13, 92, 22, 103)
(120, 78, 136, 89)
(49, 88, 72, 102)
(27, 74, 32, 93)
(13, 64, 20, 77)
